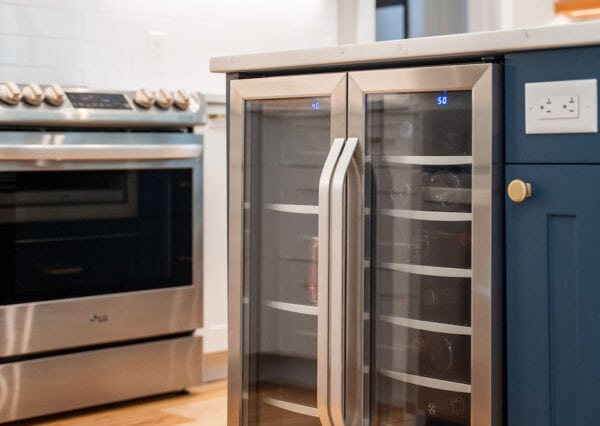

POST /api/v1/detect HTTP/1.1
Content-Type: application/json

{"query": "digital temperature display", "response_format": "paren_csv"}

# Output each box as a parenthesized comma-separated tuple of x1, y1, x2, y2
(67, 93, 132, 109)
(436, 94, 449, 106)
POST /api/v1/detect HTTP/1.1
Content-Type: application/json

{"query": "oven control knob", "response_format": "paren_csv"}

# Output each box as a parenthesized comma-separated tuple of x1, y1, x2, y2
(0, 81, 22, 105)
(134, 88, 155, 109)
(22, 83, 44, 106)
(44, 83, 66, 106)
(174, 89, 190, 110)
(155, 88, 174, 109)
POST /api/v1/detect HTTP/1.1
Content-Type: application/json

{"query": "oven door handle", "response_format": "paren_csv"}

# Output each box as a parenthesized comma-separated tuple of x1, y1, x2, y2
(0, 144, 203, 161)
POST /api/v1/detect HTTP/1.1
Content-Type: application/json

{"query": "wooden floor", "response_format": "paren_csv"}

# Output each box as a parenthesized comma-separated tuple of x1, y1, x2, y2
(13, 380, 227, 426)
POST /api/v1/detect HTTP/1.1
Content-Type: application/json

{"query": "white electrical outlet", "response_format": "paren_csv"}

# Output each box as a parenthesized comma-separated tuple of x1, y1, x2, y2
(538, 95, 579, 119)
(147, 30, 168, 65)
(525, 79, 597, 134)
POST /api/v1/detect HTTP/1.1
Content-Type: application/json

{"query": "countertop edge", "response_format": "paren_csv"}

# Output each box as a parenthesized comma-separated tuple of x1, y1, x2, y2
(210, 21, 600, 73)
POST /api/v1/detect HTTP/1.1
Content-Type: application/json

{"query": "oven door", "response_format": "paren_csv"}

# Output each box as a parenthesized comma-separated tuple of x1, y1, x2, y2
(0, 132, 203, 357)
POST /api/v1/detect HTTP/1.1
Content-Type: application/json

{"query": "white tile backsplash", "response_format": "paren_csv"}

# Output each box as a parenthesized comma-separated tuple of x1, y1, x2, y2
(30, 38, 84, 68)
(0, 0, 338, 94)
(0, 35, 32, 65)
(0, 64, 83, 85)
(0, 4, 84, 38)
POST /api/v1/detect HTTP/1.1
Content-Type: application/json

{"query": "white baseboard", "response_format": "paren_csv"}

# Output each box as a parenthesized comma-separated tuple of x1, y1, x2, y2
(202, 350, 227, 382)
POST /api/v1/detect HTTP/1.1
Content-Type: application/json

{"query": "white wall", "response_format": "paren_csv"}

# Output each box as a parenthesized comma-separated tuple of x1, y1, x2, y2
(506, 0, 561, 29)
(196, 99, 228, 357)
(468, 0, 572, 32)
(409, 0, 468, 38)
(338, 0, 375, 44)
(467, 0, 500, 33)
(0, 0, 338, 94)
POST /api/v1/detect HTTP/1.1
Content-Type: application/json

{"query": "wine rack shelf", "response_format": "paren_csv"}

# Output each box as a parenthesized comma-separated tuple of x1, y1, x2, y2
(296, 329, 318, 338)
(265, 203, 319, 215)
(264, 300, 318, 316)
(380, 369, 472, 393)
(380, 262, 472, 278)
(380, 155, 472, 166)
(381, 315, 472, 336)
(263, 397, 319, 418)
(380, 208, 472, 222)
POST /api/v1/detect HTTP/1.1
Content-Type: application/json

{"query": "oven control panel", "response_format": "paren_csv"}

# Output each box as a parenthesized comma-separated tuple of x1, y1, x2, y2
(0, 82, 206, 128)
(67, 92, 131, 110)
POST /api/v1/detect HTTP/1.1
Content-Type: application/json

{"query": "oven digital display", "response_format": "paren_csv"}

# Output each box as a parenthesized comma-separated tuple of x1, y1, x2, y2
(66, 92, 132, 109)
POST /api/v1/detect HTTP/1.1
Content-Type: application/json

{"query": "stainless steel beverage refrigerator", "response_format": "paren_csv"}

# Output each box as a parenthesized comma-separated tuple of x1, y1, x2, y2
(228, 63, 503, 426)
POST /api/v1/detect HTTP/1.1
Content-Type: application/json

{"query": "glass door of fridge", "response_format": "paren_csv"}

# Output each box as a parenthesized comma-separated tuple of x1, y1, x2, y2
(348, 64, 501, 426)
(229, 73, 346, 426)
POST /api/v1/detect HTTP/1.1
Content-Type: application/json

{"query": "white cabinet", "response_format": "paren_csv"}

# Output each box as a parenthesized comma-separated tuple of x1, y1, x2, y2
(196, 94, 228, 381)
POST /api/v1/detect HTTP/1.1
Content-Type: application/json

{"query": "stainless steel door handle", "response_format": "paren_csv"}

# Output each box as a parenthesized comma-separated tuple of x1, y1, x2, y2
(0, 132, 202, 162)
(329, 137, 360, 426)
(317, 137, 346, 426)
(0, 144, 203, 161)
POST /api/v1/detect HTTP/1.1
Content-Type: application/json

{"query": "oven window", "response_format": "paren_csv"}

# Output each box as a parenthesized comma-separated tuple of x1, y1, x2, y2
(0, 168, 193, 305)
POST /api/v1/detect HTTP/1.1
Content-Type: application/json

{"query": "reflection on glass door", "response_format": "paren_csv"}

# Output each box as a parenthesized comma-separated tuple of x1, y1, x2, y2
(0, 168, 193, 305)
(368, 91, 473, 426)
(243, 97, 331, 425)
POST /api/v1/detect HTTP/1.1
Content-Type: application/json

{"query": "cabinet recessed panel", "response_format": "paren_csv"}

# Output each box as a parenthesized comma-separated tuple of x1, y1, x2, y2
(507, 165, 600, 426)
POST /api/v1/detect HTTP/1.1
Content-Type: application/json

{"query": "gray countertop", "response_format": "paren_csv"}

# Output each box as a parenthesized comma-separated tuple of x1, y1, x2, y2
(210, 21, 600, 73)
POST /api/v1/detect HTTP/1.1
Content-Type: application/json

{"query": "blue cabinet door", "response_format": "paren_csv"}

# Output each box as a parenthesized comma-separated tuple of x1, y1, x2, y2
(506, 165, 600, 426)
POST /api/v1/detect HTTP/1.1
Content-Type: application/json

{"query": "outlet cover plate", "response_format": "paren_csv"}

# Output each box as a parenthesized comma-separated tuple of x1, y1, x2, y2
(525, 79, 597, 134)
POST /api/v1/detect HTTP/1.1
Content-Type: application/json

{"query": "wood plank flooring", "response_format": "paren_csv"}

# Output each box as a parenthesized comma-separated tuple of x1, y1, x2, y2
(11, 380, 227, 426)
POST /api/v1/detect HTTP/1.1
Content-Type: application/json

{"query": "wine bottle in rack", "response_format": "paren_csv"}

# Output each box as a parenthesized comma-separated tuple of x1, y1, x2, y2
(428, 335, 456, 373)
(380, 217, 471, 268)
(422, 286, 462, 307)
(402, 331, 470, 383)
(407, 232, 431, 264)
(421, 169, 471, 212)
(407, 335, 455, 373)
(425, 395, 467, 421)
(381, 274, 471, 326)
(375, 165, 417, 210)
(419, 226, 471, 269)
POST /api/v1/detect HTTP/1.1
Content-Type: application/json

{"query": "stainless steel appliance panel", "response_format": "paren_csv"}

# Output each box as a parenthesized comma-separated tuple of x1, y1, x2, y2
(0, 133, 203, 357)
(0, 87, 205, 128)
(228, 64, 501, 426)
(0, 335, 203, 423)
(348, 63, 502, 426)
(229, 73, 346, 426)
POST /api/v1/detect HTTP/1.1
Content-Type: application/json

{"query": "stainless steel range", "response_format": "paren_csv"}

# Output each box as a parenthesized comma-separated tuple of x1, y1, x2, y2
(0, 82, 206, 423)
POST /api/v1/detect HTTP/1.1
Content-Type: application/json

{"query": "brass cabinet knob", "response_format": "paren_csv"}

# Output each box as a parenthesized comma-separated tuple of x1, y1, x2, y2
(507, 179, 532, 203)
